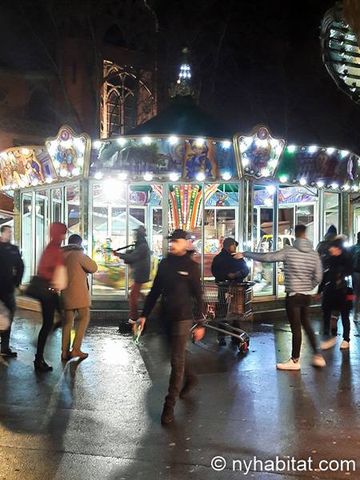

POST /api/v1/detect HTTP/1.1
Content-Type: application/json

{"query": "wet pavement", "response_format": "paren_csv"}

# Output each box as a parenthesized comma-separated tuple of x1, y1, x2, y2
(0, 311, 360, 480)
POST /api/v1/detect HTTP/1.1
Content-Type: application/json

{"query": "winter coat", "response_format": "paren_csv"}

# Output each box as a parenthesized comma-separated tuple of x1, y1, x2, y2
(61, 245, 98, 310)
(245, 238, 323, 294)
(211, 249, 249, 283)
(118, 234, 150, 284)
(38, 223, 67, 281)
(0, 242, 24, 293)
(142, 253, 202, 322)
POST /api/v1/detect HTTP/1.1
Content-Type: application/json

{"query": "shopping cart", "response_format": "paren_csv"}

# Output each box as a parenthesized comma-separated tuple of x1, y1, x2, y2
(192, 281, 253, 353)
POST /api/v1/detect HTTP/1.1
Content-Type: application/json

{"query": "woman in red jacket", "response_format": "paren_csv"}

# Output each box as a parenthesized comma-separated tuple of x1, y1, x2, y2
(35, 222, 67, 372)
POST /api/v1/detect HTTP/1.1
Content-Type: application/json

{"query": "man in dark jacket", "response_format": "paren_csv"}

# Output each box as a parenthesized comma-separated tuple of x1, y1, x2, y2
(350, 232, 360, 322)
(115, 226, 151, 322)
(137, 229, 203, 425)
(0, 225, 24, 357)
(316, 225, 337, 269)
(211, 237, 249, 346)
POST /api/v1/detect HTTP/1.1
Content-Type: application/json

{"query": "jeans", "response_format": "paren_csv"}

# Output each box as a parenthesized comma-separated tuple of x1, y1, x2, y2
(164, 320, 195, 407)
(286, 294, 318, 359)
(0, 291, 16, 351)
(352, 272, 360, 320)
(62, 307, 90, 353)
(322, 289, 350, 342)
(36, 292, 60, 357)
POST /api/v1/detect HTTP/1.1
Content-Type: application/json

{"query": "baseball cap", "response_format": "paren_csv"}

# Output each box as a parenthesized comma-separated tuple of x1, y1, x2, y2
(167, 229, 191, 240)
(223, 237, 238, 249)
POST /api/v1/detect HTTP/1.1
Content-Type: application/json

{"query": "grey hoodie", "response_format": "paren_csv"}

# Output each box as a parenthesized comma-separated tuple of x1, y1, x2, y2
(245, 238, 323, 294)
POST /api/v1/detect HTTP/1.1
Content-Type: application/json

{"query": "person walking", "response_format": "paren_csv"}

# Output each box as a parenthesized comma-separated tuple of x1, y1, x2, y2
(136, 229, 203, 425)
(34, 222, 67, 372)
(320, 239, 353, 351)
(115, 226, 150, 323)
(211, 237, 249, 346)
(317, 225, 337, 269)
(0, 225, 24, 357)
(61, 234, 98, 360)
(350, 232, 360, 322)
(242, 224, 325, 370)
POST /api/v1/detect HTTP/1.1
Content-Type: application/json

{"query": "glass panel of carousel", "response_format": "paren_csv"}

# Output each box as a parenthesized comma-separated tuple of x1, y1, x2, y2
(35, 190, 49, 270)
(204, 184, 239, 280)
(66, 184, 80, 237)
(91, 182, 162, 296)
(324, 192, 340, 234)
(50, 187, 63, 223)
(252, 185, 275, 296)
(277, 185, 318, 296)
(21, 192, 33, 283)
(168, 184, 203, 270)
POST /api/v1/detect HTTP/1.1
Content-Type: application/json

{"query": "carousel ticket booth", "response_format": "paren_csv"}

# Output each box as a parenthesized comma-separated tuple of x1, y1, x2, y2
(0, 123, 359, 308)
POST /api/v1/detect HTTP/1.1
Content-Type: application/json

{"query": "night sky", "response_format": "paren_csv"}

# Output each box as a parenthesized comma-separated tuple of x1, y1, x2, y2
(1, 0, 360, 152)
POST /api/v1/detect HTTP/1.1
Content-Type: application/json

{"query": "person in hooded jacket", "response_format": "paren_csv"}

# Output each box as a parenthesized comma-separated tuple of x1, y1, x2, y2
(35, 222, 67, 372)
(316, 224, 337, 269)
(115, 226, 151, 323)
(242, 224, 325, 371)
(61, 234, 98, 361)
(319, 239, 353, 351)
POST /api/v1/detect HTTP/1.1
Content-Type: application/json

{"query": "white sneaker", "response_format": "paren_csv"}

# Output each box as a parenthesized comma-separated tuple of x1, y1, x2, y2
(320, 337, 337, 350)
(276, 358, 301, 371)
(312, 354, 326, 368)
(340, 340, 350, 350)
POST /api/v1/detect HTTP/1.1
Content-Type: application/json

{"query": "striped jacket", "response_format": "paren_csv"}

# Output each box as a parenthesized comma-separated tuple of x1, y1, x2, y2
(244, 238, 323, 294)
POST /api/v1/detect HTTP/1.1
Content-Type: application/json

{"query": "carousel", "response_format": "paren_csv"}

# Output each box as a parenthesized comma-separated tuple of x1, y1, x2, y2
(0, 62, 359, 301)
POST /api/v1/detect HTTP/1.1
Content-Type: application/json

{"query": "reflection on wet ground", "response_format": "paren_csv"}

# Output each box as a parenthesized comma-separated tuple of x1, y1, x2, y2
(0, 311, 359, 479)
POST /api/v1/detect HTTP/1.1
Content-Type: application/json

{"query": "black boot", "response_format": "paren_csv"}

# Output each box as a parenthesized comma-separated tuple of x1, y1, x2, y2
(34, 355, 53, 372)
(161, 403, 174, 425)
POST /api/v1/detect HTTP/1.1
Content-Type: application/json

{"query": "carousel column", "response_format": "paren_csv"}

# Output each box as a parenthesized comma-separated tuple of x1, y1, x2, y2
(318, 189, 324, 242)
(80, 178, 90, 248)
(240, 178, 252, 251)
(13, 190, 21, 246)
(162, 183, 169, 258)
(272, 185, 279, 297)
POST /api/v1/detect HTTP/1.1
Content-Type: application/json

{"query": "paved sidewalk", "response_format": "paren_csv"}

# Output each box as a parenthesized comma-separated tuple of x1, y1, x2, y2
(0, 311, 359, 479)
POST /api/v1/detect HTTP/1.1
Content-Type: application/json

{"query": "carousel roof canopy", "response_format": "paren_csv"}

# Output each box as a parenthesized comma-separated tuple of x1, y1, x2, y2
(129, 94, 231, 139)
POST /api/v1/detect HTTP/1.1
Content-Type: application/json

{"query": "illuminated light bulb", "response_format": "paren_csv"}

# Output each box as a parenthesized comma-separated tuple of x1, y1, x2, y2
(195, 138, 205, 147)
(299, 177, 307, 186)
(343, 184, 350, 191)
(196, 172, 206, 181)
(45, 177, 53, 184)
(117, 137, 127, 147)
(222, 140, 231, 149)
(326, 147, 335, 155)
(221, 171, 232, 181)
(308, 145, 318, 154)
(331, 182, 339, 189)
(168, 136, 179, 145)
(93, 140, 102, 149)
(94, 171, 103, 180)
(118, 172, 128, 180)
(279, 175, 288, 183)
(317, 180, 324, 188)
(352, 184, 359, 192)
(340, 150, 349, 158)
(31, 179, 39, 187)
(143, 172, 153, 181)
(142, 136, 152, 145)
(169, 172, 180, 182)
(266, 185, 276, 195)
(21, 148, 30, 155)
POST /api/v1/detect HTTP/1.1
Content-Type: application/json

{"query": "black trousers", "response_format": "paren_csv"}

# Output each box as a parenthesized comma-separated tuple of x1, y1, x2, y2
(164, 320, 195, 407)
(0, 291, 16, 352)
(36, 292, 60, 357)
(322, 289, 350, 342)
(286, 294, 318, 359)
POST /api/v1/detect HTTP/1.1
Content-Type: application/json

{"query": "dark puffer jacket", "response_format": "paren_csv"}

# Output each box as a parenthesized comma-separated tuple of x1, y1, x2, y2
(118, 230, 151, 283)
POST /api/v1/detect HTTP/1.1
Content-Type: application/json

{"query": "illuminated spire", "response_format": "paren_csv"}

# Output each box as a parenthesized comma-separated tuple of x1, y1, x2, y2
(169, 48, 196, 98)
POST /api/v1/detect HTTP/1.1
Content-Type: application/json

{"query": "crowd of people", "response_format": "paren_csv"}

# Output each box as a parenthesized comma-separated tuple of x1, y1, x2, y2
(0, 221, 359, 425)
